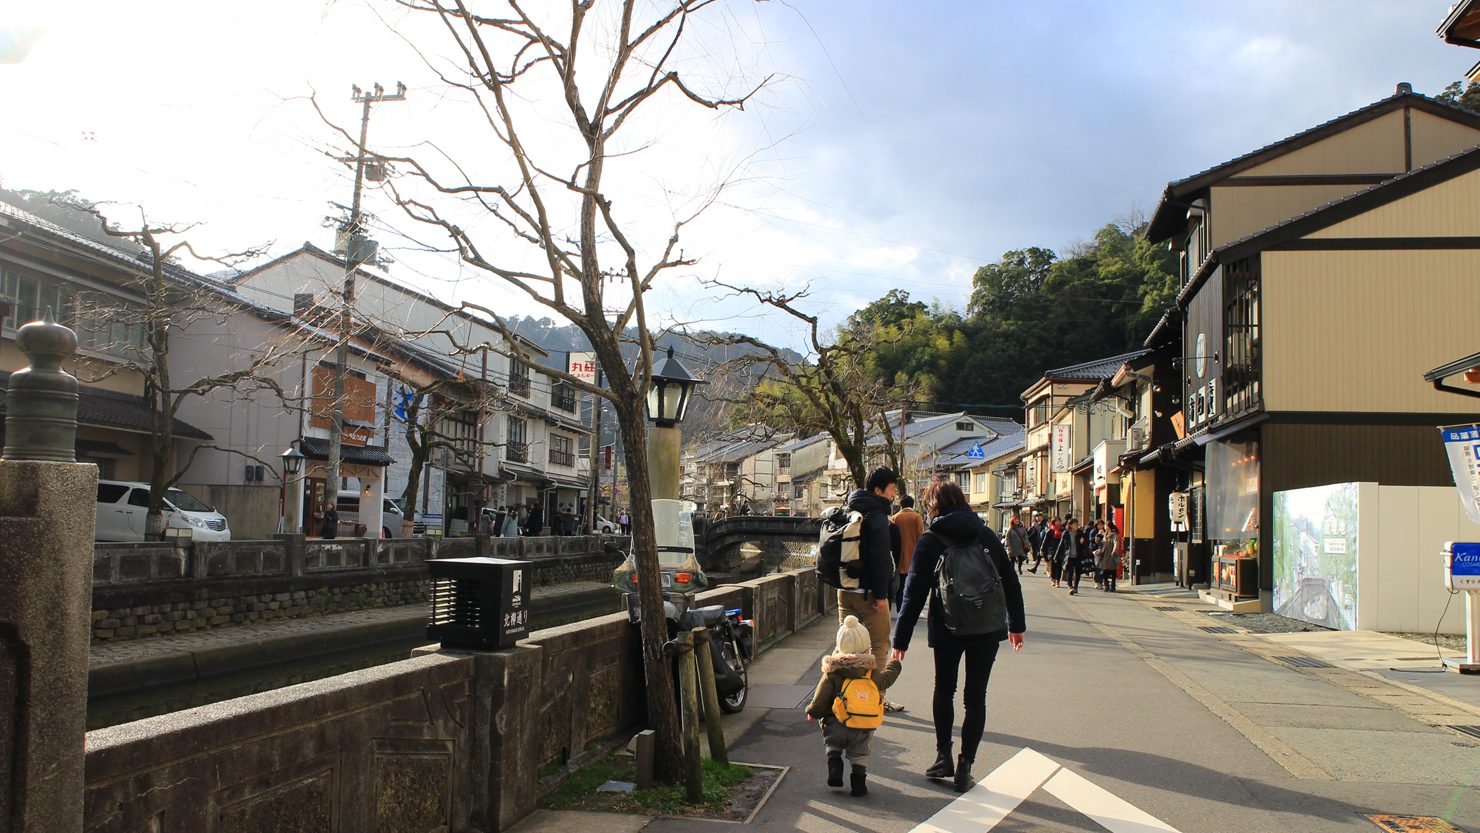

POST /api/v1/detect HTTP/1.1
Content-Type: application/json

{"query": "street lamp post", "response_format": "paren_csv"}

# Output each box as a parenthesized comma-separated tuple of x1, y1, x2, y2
(281, 440, 306, 534)
(646, 347, 704, 501)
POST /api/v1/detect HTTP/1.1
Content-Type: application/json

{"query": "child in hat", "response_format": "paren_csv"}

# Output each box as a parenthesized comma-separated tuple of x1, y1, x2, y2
(805, 614, 903, 796)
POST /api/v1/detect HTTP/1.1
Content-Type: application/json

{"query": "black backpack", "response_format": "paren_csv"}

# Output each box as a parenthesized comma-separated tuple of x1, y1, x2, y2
(931, 532, 1008, 636)
(816, 506, 867, 589)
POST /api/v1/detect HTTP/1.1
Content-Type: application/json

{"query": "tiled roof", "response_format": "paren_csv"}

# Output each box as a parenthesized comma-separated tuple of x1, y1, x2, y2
(0, 371, 212, 441)
(1041, 350, 1152, 383)
(779, 432, 830, 453)
(298, 436, 395, 466)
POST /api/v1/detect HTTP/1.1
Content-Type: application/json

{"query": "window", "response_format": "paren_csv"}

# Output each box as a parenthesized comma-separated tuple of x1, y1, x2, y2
(956, 421, 974, 431)
(1028, 400, 1049, 428)
(1223, 257, 1261, 417)
(97, 483, 128, 503)
(2, 270, 143, 357)
(437, 408, 478, 461)
(506, 417, 528, 462)
(976, 472, 989, 493)
(509, 360, 531, 397)
(549, 433, 575, 466)
(551, 383, 576, 413)
(127, 488, 151, 507)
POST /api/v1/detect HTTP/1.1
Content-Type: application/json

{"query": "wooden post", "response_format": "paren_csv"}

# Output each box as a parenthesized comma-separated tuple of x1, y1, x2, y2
(692, 626, 729, 765)
(634, 729, 656, 790)
(676, 630, 704, 803)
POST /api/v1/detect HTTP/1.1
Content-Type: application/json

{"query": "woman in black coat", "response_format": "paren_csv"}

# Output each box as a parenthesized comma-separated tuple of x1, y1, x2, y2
(891, 481, 1026, 792)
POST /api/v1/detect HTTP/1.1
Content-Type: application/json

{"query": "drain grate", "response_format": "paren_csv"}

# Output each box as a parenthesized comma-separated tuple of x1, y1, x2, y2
(1154, 605, 1179, 611)
(1199, 626, 1237, 634)
(1366, 813, 1468, 832)
(1273, 655, 1334, 669)
(1449, 725, 1480, 741)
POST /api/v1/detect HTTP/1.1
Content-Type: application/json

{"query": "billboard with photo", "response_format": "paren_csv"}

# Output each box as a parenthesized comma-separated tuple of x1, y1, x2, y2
(1272, 482, 1359, 630)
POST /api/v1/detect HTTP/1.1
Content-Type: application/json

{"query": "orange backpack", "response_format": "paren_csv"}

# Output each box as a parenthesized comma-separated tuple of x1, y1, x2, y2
(831, 671, 883, 729)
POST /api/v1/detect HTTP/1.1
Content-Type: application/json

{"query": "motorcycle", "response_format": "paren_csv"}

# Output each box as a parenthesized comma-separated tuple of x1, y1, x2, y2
(608, 502, 753, 713)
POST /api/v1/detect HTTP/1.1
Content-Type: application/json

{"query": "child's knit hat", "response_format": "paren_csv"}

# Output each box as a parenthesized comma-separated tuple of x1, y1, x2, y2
(835, 614, 871, 655)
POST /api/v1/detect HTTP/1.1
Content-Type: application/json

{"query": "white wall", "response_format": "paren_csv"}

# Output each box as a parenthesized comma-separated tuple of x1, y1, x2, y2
(1363, 483, 1480, 635)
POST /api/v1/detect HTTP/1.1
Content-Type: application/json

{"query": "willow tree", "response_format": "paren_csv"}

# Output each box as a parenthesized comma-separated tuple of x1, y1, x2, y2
(366, 0, 768, 780)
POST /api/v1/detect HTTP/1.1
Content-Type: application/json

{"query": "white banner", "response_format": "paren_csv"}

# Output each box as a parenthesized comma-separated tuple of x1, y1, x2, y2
(1051, 424, 1072, 473)
(1440, 424, 1480, 525)
(567, 351, 597, 384)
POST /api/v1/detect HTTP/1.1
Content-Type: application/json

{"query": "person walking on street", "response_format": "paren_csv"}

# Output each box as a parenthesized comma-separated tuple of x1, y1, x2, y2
(1025, 513, 1047, 573)
(1005, 515, 1030, 575)
(1045, 517, 1065, 587)
(1098, 522, 1121, 592)
(890, 495, 925, 611)
(1055, 518, 1085, 595)
(805, 614, 904, 797)
(892, 480, 1026, 792)
(839, 467, 902, 711)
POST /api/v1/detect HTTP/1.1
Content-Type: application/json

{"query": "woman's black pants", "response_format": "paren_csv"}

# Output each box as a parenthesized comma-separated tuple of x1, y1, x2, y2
(932, 639, 1001, 762)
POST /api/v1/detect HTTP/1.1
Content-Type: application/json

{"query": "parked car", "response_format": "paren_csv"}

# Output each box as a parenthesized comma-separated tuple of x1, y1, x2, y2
(593, 514, 618, 534)
(335, 490, 410, 538)
(95, 480, 231, 542)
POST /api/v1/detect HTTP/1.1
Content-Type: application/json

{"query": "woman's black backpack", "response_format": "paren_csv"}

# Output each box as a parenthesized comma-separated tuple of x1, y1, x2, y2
(930, 532, 1008, 636)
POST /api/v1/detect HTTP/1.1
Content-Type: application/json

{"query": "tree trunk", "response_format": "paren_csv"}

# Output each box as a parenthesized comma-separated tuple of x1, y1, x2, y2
(611, 387, 684, 782)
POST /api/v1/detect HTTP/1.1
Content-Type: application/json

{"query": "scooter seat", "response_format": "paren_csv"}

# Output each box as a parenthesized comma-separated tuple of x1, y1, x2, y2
(689, 604, 728, 627)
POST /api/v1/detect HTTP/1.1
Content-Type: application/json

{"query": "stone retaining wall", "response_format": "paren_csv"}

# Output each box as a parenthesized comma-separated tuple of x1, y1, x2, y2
(90, 534, 627, 644)
(81, 566, 831, 832)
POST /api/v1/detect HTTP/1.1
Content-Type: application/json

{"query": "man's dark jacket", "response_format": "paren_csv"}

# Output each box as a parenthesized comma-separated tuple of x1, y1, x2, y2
(892, 508, 1026, 649)
(844, 488, 896, 599)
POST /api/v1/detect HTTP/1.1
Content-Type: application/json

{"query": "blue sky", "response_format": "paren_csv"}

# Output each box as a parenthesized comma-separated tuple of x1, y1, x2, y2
(0, 1, 1472, 354)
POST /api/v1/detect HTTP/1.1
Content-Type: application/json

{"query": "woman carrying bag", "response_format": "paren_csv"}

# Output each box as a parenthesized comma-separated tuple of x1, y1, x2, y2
(891, 480, 1026, 792)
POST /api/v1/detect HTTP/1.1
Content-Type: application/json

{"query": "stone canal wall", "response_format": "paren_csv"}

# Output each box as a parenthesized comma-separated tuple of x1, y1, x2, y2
(81, 566, 832, 832)
(90, 534, 626, 643)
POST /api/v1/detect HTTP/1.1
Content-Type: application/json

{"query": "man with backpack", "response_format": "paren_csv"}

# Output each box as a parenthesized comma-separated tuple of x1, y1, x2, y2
(823, 467, 901, 704)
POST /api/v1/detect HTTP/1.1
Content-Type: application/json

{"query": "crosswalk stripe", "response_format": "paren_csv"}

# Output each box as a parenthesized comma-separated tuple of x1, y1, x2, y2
(906, 748, 1185, 833)
(1038, 765, 1183, 833)
(908, 747, 1058, 833)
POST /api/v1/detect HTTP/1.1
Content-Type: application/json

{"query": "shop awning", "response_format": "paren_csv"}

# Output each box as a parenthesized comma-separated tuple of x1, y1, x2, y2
(1196, 411, 1268, 446)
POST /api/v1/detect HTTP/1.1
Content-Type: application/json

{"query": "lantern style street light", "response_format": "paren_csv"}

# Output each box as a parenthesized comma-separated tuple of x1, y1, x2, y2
(281, 440, 306, 533)
(646, 347, 703, 427)
(646, 347, 705, 501)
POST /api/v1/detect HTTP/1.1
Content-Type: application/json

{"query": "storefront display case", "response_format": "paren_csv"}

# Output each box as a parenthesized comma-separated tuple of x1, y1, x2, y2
(1213, 541, 1258, 599)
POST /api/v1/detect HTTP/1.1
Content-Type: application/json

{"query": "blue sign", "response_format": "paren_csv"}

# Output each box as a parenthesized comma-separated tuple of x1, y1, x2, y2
(1449, 543, 1480, 575)
(966, 444, 985, 460)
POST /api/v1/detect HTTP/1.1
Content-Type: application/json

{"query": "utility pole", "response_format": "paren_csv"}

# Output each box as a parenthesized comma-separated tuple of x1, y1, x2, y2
(326, 82, 405, 509)
(587, 366, 604, 533)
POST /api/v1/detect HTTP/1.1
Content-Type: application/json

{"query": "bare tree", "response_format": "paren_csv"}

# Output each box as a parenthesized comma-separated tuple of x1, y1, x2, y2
(335, 0, 769, 781)
(389, 374, 507, 537)
(699, 281, 921, 490)
(70, 200, 306, 539)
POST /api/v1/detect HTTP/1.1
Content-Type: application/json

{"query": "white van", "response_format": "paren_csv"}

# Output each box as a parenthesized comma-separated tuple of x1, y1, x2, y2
(95, 480, 232, 542)
(335, 490, 409, 538)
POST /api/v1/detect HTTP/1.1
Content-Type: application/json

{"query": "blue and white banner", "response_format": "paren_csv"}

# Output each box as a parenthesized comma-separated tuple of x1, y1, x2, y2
(1440, 424, 1480, 526)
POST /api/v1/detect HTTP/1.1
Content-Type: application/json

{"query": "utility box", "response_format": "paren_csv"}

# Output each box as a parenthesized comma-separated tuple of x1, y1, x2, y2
(427, 556, 532, 649)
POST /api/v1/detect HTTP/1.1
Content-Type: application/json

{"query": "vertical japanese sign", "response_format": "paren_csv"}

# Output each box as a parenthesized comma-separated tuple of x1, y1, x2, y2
(1440, 424, 1480, 525)
(1051, 424, 1072, 472)
(568, 351, 598, 385)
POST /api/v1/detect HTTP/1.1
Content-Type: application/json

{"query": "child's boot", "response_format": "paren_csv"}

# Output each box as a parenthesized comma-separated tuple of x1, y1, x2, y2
(850, 766, 868, 797)
(826, 754, 844, 788)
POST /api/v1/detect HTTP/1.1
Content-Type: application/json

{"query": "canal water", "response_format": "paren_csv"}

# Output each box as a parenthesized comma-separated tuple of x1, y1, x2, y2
(87, 592, 625, 730)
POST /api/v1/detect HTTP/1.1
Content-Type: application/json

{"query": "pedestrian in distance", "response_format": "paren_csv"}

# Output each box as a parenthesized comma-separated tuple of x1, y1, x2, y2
(1045, 516, 1064, 587)
(1055, 517, 1085, 595)
(1098, 521, 1121, 592)
(838, 467, 902, 710)
(501, 506, 521, 538)
(318, 502, 338, 540)
(1025, 513, 1048, 574)
(891, 495, 925, 612)
(892, 480, 1026, 793)
(618, 509, 630, 534)
(1005, 515, 1030, 575)
(805, 614, 903, 797)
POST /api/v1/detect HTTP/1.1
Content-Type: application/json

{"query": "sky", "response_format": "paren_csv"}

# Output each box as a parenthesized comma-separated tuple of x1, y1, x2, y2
(0, 1, 1474, 356)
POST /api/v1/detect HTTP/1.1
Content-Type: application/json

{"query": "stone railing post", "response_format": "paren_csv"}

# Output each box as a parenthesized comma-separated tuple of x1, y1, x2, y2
(0, 313, 95, 832)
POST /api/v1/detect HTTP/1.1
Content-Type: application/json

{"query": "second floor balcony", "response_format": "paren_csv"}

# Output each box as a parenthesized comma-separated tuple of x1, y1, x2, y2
(552, 388, 577, 413)
(549, 448, 576, 467)
(506, 441, 529, 464)
(508, 374, 531, 398)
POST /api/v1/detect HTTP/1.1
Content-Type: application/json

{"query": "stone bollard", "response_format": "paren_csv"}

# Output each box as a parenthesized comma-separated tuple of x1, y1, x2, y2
(0, 313, 95, 832)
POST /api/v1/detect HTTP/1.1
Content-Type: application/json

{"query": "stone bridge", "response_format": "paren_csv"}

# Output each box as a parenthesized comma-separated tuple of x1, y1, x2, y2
(700, 514, 821, 573)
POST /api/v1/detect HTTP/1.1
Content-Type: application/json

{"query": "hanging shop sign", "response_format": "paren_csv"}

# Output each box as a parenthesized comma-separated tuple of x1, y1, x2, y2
(1051, 425, 1072, 472)
(1440, 424, 1480, 525)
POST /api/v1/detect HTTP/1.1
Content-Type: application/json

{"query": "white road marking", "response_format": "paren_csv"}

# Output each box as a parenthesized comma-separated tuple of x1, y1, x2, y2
(909, 748, 1057, 833)
(1041, 767, 1183, 833)
(907, 747, 1185, 833)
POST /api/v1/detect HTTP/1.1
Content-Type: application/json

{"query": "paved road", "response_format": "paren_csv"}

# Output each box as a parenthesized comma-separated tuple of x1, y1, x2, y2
(641, 573, 1480, 833)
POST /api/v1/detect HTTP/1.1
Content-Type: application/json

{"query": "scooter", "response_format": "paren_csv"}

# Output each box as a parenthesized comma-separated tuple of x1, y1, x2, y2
(610, 541, 754, 713)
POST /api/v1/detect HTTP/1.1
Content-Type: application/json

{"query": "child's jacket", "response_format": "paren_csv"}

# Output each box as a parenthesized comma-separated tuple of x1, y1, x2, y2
(804, 652, 903, 720)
